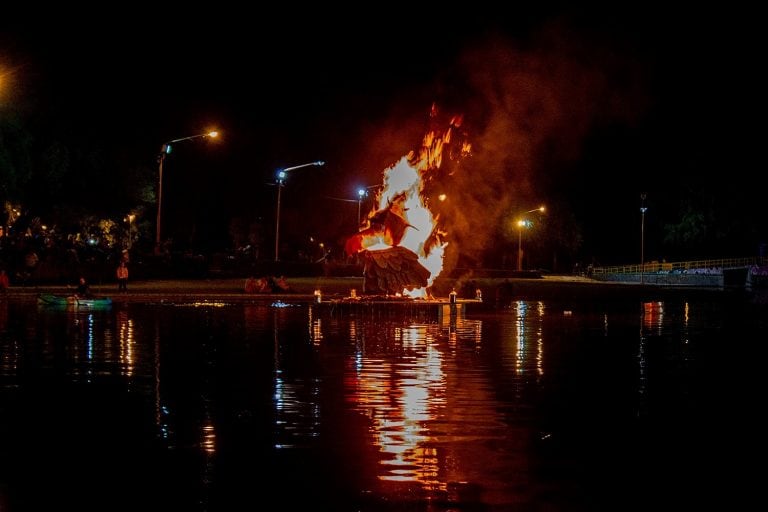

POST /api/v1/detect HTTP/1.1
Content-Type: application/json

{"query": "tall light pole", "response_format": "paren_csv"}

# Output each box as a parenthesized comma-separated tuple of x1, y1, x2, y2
(517, 219, 534, 271)
(517, 206, 545, 271)
(125, 214, 135, 250)
(357, 188, 367, 228)
(640, 194, 647, 285)
(155, 131, 218, 255)
(274, 161, 325, 262)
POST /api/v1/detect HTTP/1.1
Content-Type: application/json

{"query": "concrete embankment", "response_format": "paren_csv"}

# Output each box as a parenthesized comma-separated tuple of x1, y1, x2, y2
(592, 266, 754, 290)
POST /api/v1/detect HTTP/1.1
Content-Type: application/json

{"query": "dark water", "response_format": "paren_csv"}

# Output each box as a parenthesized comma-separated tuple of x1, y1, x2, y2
(0, 294, 765, 511)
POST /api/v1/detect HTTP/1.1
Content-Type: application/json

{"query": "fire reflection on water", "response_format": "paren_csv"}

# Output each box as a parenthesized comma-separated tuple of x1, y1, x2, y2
(1, 296, 748, 510)
(271, 301, 551, 500)
(2, 298, 534, 500)
(359, 324, 444, 486)
(339, 308, 487, 495)
(643, 301, 665, 335)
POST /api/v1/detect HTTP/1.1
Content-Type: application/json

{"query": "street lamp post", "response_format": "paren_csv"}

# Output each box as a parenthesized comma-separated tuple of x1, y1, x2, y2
(517, 220, 530, 271)
(155, 131, 218, 254)
(125, 214, 135, 250)
(274, 161, 325, 262)
(517, 221, 523, 271)
(357, 188, 367, 227)
(517, 206, 546, 271)
(640, 194, 647, 285)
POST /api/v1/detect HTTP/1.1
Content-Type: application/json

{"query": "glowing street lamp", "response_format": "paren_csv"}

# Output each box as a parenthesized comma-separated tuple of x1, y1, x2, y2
(274, 160, 325, 262)
(517, 206, 545, 271)
(155, 130, 218, 254)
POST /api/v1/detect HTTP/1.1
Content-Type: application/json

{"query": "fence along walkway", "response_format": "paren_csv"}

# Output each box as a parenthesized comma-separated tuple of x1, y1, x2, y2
(592, 256, 764, 275)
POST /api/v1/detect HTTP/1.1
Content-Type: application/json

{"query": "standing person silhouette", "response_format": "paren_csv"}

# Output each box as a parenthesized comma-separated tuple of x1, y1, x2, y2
(116, 261, 129, 292)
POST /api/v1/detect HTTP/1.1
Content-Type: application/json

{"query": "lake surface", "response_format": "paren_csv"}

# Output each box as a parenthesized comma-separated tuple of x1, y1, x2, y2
(1, 293, 765, 511)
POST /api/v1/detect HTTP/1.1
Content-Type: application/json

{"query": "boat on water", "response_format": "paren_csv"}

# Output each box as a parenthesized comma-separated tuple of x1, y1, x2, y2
(37, 293, 113, 309)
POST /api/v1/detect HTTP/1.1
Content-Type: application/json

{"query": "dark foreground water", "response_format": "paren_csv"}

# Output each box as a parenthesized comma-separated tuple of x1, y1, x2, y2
(1, 292, 766, 511)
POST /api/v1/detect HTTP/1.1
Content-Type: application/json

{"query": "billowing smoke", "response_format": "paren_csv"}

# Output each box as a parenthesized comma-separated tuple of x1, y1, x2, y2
(316, 20, 647, 271)
(435, 22, 647, 269)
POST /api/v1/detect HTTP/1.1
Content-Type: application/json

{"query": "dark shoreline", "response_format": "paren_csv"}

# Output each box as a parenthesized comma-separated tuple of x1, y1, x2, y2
(2, 275, 750, 305)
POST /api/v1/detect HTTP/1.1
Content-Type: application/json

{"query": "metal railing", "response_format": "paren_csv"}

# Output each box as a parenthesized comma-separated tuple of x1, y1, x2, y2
(592, 256, 765, 275)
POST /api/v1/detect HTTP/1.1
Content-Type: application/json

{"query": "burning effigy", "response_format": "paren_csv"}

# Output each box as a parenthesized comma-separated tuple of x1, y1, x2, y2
(345, 107, 470, 298)
(345, 192, 431, 295)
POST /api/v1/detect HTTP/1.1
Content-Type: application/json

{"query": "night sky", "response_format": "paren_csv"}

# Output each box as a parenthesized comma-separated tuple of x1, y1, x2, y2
(1, 7, 764, 268)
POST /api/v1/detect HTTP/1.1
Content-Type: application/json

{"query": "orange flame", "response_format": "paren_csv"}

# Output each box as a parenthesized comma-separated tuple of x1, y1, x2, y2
(347, 106, 471, 297)
(373, 129, 451, 297)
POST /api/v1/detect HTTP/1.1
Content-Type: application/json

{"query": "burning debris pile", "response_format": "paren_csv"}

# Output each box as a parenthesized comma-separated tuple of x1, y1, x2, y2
(345, 108, 470, 298)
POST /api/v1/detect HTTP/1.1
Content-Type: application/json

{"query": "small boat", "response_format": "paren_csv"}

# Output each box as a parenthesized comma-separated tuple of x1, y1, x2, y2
(37, 293, 113, 309)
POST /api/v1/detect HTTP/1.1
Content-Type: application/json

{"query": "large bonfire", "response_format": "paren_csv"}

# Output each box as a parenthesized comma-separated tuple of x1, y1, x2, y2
(345, 107, 471, 298)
